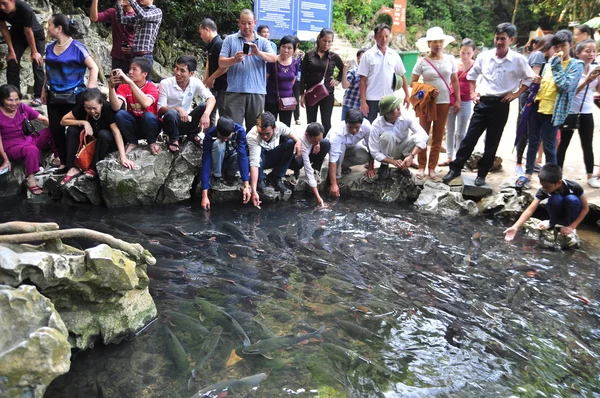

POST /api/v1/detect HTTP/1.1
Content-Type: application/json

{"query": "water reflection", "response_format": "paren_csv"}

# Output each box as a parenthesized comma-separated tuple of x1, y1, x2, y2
(1, 198, 599, 397)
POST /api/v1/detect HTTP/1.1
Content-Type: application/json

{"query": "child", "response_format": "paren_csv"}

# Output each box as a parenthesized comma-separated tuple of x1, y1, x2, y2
(504, 164, 588, 244)
(340, 48, 366, 120)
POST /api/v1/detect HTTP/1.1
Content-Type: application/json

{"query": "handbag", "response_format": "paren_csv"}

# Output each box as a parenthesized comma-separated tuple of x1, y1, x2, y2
(20, 105, 38, 136)
(304, 57, 330, 107)
(74, 130, 96, 171)
(48, 90, 77, 105)
(561, 84, 589, 130)
(424, 58, 457, 107)
(275, 61, 298, 111)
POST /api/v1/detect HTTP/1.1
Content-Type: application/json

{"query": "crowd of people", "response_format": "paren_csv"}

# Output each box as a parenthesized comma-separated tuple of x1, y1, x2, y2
(0, 3, 598, 243)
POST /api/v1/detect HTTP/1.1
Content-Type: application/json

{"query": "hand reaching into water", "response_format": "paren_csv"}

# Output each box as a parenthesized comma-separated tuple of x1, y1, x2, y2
(503, 226, 518, 241)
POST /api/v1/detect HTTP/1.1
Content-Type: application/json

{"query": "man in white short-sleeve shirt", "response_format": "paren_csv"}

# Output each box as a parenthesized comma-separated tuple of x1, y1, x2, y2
(158, 55, 215, 152)
(358, 23, 409, 123)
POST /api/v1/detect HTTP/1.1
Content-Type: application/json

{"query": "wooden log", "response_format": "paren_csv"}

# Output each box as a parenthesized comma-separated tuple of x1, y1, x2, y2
(0, 222, 60, 234)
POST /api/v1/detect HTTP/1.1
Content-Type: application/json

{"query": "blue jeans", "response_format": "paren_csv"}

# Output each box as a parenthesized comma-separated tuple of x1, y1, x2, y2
(115, 110, 160, 145)
(526, 104, 557, 175)
(259, 138, 295, 180)
(546, 193, 582, 227)
(211, 140, 239, 178)
(161, 104, 205, 142)
(341, 105, 359, 121)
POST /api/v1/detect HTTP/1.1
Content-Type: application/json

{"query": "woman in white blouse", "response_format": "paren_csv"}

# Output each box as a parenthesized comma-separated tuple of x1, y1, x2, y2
(411, 27, 460, 180)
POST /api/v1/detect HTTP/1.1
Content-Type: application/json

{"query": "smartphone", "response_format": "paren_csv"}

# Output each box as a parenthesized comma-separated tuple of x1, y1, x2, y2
(0, 166, 8, 176)
(243, 42, 250, 55)
(112, 70, 118, 77)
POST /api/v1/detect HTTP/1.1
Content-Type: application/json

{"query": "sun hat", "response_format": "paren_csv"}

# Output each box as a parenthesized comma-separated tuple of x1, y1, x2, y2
(379, 95, 402, 115)
(415, 27, 455, 53)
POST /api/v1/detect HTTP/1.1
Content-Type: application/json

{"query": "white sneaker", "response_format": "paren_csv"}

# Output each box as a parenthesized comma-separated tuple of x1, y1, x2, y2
(588, 177, 600, 188)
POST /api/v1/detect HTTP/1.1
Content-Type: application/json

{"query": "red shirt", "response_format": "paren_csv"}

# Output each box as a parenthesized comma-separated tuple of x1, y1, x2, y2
(116, 81, 158, 117)
(96, 8, 135, 60)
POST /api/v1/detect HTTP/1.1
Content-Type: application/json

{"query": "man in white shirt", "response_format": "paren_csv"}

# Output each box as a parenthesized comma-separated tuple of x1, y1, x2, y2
(369, 94, 428, 178)
(158, 55, 216, 152)
(442, 23, 535, 186)
(358, 23, 410, 123)
(289, 122, 329, 207)
(247, 112, 303, 207)
(328, 109, 372, 197)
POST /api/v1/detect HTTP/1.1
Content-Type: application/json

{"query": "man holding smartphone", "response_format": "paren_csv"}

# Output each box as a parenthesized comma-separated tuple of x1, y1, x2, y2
(219, 9, 277, 131)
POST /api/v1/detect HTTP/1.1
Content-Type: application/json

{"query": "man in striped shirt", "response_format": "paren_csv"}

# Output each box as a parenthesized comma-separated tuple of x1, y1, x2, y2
(116, 0, 162, 66)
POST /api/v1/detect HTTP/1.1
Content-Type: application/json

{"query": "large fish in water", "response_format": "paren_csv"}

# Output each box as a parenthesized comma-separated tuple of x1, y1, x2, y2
(242, 326, 325, 357)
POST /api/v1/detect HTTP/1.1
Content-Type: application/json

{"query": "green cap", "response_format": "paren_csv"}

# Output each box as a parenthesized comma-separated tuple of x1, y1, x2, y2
(379, 95, 402, 115)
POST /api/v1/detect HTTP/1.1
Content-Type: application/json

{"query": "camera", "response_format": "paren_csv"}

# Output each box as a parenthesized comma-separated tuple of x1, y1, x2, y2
(243, 42, 250, 55)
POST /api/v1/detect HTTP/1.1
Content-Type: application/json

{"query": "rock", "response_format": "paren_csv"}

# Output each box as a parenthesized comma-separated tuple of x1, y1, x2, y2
(0, 243, 157, 350)
(465, 152, 503, 172)
(98, 145, 174, 207)
(157, 141, 202, 203)
(0, 284, 71, 398)
(415, 180, 478, 216)
(479, 187, 533, 220)
(522, 217, 580, 249)
(461, 175, 493, 199)
(330, 167, 420, 203)
(0, 162, 26, 198)
(54, 174, 102, 205)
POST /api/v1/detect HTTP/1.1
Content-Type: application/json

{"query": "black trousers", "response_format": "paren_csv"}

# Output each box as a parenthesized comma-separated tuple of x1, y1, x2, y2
(289, 139, 331, 173)
(265, 101, 293, 127)
(450, 97, 510, 178)
(65, 128, 117, 171)
(293, 81, 301, 121)
(7, 34, 45, 98)
(47, 93, 83, 165)
(515, 90, 529, 164)
(557, 113, 594, 174)
(306, 92, 335, 137)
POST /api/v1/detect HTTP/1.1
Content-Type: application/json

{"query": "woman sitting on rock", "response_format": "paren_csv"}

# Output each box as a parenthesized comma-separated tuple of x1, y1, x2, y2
(59, 88, 136, 185)
(0, 84, 55, 195)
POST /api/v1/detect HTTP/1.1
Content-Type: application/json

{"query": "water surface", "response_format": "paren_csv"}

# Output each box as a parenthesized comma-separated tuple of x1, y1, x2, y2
(1, 198, 599, 397)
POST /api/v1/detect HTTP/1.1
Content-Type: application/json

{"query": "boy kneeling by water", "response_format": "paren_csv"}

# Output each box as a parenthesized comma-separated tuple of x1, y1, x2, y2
(504, 164, 588, 246)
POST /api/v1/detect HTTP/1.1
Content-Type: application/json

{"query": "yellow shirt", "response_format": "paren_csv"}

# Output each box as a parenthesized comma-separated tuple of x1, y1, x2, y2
(535, 60, 570, 115)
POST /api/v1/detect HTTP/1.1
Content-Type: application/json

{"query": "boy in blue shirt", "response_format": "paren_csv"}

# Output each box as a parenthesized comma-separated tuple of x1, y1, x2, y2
(504, 164, 588, 246)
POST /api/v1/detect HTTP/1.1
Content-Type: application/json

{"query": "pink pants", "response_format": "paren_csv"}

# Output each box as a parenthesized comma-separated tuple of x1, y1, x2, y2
(4, 128, 56, 175)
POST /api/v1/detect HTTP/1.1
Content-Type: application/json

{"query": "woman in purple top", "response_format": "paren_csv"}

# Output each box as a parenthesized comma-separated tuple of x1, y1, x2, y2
(0, 84, 55, 195)
(265, 35, 300, 127)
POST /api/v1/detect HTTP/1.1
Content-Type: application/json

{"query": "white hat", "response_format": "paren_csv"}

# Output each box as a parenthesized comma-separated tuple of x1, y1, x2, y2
(415, 27, 455, 53)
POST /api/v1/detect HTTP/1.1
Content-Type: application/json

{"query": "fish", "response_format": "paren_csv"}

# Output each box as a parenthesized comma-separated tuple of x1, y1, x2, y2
(164, 311, 210, 336)
(219, 221, 250, 242)
(164, 325, 189, 371)
(195, 299, 251, 347)
(322, 343, 391, 376)
(190, 326, 222, 379)
(190, 372, 267, 398)
(242, 325, 325, 356)
(338, 320, 381, 342)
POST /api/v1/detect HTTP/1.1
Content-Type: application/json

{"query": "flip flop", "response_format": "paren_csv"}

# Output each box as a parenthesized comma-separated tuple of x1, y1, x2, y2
(438, 160, 451, 166)
(27, 184, 43, 195)
(60, 172, 81, 186)
(168, 141, 180, 154)
(84, 169, 97, 179)
(150, 143, 162, 155)
(515, 175, 530, 189)
(192, 134, 202, 147)
(416, 169, 425, 180)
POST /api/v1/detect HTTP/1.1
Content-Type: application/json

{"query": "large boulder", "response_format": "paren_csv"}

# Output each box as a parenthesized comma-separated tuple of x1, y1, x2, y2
(478, 186, 533, 220)
(0, 242, 157, 350)
(0, 284, 71, 398)
(158, 141, 202, 203)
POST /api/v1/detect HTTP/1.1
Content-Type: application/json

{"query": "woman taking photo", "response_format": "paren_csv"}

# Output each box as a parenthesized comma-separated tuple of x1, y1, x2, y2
(556, 39, 600, 187)
(441, 38, 476, 166)
(411, 27, 460, 180)
(42, 14, 99, 174)
(265, 35, 300, 127)
(300, 28, 346, 136)
(515, 30, 583, 188)
(0, 84, 54, 195)
(59, 88, 136, 185)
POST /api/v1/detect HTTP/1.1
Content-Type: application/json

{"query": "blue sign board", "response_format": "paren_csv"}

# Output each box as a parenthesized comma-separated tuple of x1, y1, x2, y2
(255, 0, 333, 40)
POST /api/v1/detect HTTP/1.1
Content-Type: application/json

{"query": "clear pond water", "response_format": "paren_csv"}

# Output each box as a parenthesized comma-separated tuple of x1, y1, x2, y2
(1, 197, 599, 397)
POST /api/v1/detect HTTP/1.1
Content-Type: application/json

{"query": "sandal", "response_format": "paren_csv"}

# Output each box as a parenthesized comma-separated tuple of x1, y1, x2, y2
(416, 169, 425, 180)
(150, 143, 162, 155)
(84, 169, 97, 179)
(438, 159, 451, 167)
(192, 134, 203, 147)
(515, 175, 530, 189)
(27, 184, 43, 195)
(428, 171, 442, 181)
(31, 98, 42, 107)
(60, 172, 81, 186)
(286, 175, 298, 186)
(168, 141, 180, 154)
